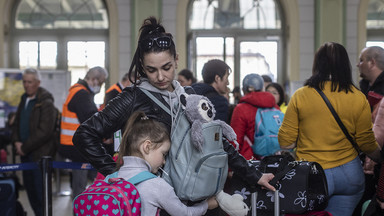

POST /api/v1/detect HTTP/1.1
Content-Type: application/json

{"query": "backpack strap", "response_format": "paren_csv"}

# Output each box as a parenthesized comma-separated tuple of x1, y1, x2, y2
(104, 170, 157, 185)
(127, 171, 157, 185)
(104, 171, 119, 183)
(139, 88, 171, 115)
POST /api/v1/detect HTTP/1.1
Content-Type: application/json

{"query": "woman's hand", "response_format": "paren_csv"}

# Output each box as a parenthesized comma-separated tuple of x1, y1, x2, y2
(257, 173, 276, 191)
(364, 157, 376, 175)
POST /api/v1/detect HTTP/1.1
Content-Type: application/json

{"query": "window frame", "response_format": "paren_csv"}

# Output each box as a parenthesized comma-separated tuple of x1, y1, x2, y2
(187, 0, 286, 87)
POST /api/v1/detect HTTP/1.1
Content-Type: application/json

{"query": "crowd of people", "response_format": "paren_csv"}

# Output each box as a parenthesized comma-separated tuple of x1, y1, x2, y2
(4, 15, 384, 216)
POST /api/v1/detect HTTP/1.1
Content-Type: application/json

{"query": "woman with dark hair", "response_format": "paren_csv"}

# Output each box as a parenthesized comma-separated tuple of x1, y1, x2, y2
(266, 82, 287, 113)
(178, 69, 196, 86)
(278, 42, 381, 216)
(73, 16, 275, 215)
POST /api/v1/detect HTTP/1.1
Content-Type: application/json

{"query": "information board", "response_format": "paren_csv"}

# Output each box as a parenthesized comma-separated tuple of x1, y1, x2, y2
(0, 68, 70, 128)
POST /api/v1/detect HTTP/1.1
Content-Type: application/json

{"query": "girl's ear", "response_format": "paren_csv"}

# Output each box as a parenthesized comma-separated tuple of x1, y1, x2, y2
(140, 140, 152, 155)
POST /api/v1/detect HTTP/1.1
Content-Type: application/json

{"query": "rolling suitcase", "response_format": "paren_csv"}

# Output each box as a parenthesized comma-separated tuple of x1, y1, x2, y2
(0, 144, 27, 216)
(0, 177, 17, 216)
(251, 190, 280, 216)
(0, 176, 26, 216)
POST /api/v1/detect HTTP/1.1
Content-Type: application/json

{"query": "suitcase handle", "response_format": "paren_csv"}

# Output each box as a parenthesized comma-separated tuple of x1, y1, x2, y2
(251, 190, 281, 216)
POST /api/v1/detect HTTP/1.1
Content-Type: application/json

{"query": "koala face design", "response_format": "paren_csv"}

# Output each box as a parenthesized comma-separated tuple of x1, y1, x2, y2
(181, 93, 216, 124)
(198, 98, 214, 122)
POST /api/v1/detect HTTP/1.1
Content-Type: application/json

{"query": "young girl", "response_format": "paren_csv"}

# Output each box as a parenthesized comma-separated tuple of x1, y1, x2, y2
(116, 111, 218, 215)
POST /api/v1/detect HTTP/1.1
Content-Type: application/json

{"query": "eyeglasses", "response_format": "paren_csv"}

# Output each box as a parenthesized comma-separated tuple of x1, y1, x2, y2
(140, 36, 172, 51)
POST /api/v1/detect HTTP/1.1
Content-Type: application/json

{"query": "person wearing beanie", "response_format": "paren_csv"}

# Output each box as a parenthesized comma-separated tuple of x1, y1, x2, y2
(230, 73, 279, 160)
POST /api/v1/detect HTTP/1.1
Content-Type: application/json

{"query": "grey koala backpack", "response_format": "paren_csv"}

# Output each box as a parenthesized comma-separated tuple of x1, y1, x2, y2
(140, 88, 228, 202)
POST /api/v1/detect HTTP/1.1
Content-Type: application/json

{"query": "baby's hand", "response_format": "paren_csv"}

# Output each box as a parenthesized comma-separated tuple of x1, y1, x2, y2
(207, 196, 218, 210)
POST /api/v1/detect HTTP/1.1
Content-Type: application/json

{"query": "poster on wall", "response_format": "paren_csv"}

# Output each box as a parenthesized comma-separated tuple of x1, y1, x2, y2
(0, 69, 70, 130)
(0, 71, 24, 128)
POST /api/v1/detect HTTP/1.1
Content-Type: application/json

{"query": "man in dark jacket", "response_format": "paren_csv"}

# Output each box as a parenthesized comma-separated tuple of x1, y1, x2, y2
(358, 46, 384, 100)
(12, 68, 57, 216)
(59, 66, 108, 199)
(192, 59, 231, 123)
(354, 46, 384, 216)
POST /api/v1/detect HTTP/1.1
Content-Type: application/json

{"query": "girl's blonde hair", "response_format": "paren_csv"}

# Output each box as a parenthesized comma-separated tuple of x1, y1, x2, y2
(116, 111, 169, 170)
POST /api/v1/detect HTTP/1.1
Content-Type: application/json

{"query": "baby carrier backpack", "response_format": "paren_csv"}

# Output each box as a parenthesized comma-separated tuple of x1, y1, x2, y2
(253, 107, 284, 156)
(73, 171, 156, 216)
(140, 88, 228, 202)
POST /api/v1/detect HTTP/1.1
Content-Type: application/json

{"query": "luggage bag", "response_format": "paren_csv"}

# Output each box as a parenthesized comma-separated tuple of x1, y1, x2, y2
(251, 190, 280, 216)
(0, 175, 26, 216)
(0, 177, 17, 216)
(226, 155, 328, 215)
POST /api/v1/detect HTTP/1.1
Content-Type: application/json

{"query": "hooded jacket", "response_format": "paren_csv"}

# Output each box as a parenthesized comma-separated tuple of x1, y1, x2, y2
(12, 87, 57, 162)
(73, 79, 262, 185)
(230, 91, 278, 160)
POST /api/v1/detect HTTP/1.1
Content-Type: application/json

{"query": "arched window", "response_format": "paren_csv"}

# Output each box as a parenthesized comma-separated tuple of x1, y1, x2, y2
(15, 0, 108, 29)
(187, 0, 285, 91)
(11, 0, 109, 104)
(366, 0, 384, 48)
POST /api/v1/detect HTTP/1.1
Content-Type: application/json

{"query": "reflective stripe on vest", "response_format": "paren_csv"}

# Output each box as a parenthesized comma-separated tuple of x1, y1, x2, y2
(106, 83, 123, 94)
(60, 83, 88, 146)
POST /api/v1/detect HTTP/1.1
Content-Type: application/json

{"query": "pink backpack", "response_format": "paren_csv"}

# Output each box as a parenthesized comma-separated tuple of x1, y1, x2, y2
(73, 171, 156, 216)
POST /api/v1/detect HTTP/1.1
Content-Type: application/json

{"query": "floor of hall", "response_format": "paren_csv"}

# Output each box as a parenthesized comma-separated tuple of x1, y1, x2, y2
(3, 143, 90, 216)
(18, 171, 77, 216)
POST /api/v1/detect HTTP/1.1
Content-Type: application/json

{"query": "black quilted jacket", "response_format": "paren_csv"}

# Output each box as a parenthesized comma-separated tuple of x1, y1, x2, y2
(72, 86, 263, 185)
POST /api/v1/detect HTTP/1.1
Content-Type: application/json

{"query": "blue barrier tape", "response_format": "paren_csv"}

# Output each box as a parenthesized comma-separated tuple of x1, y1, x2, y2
(0, 162, 39, 172)
(52, 161, 94, 170)
(0, 161, 95, 172)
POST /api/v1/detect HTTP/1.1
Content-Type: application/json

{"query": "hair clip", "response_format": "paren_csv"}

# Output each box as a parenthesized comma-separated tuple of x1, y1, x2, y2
(141, 116, 149, 120)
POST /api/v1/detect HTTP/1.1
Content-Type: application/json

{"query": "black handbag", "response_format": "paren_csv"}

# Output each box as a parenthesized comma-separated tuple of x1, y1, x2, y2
(226, 154, 329, 215)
